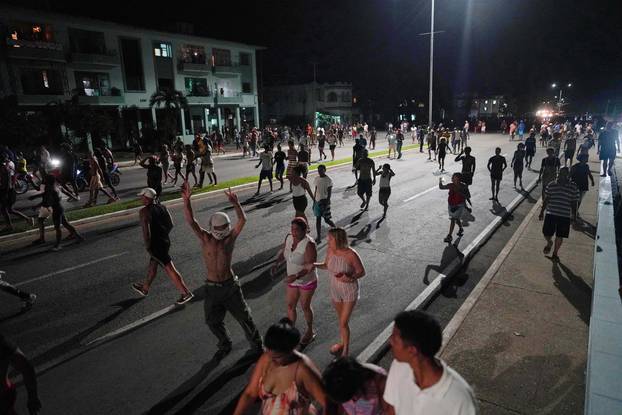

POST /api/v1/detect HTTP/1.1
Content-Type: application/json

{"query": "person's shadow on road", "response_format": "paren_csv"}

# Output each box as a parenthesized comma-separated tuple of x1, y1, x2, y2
(423, 244, 464, 285)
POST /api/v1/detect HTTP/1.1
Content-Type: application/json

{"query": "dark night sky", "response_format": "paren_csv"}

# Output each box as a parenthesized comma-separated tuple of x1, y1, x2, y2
(4, 0, 622, 114)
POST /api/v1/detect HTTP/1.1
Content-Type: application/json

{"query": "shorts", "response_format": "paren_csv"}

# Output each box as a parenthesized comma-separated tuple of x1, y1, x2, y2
(462, 172, 473, 186)
(52, 206, 64, 228)
(259, 169, 273, 180)
(379, 187, 391, 205)
(288, 279, 318, 290)
(298, 163, 308, 176)
(316, 199, 332, 220)
(150, 240, 172, 266)
(389, 144, 396, 151)
(186, 163, 195, 174)
(275, 164, 285, 176)
(448, 204, 465, 220)
(565, 150, 575, 160)
(429, 143, 437, 151)
(292, 195, 307, 212)
(526, 149, 536, 157)
(542, 214, 571, 238)
(329, 145, 337, 151)
(513, 166, 524, 175)
(330, 276, 359, 302)
(490, 173, 502, 181)
(357, 178, 373, 197)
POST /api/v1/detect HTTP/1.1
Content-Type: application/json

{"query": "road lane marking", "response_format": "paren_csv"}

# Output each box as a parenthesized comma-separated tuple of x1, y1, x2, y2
(357, 176, 539, 363)
(15, 253, 127, 287)
(83, 304, 178, 346)
(403, 186, 437, 202)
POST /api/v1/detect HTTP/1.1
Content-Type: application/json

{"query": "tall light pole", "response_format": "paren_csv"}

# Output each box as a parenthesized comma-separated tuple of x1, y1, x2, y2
(428, 0, 435, 128)
(551, 82, 572, 112)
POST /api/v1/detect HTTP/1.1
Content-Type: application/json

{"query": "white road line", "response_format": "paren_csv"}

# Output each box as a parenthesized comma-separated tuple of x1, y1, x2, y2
(15, 253, 127, 287)
(357, 176, 538, 363)
(403, 186, 437, 202)
(83, 304, 177, 346)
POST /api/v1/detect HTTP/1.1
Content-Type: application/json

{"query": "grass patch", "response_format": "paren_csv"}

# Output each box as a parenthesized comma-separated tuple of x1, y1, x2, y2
(1, 144, 424, 237)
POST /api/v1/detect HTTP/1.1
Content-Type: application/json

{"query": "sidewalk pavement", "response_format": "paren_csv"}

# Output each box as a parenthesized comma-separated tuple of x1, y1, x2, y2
(440, 160, 599, 414)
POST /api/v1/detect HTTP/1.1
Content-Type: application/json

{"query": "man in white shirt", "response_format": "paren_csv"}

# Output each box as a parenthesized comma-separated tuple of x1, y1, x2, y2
(384, 310, 478, 415)
(254, 147, 273, 195)
(313, 164, 336, 242)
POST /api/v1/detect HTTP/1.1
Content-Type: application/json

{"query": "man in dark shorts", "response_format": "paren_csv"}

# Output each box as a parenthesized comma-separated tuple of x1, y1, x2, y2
(597, 121, 620, 177)
(297, 144, 310, 178)
(539, 167, 579, 260)
(350, 138, 365, 188)
(254, 147, 273, 195)
(1, 333, 41, 415)
(355, 150, 376, 211)
(487, 147, 507, 202)
(427, 129, 437, 160)
(273, 143, 286, 190)
(132, 188, 194, 305)
(139, 156, 163, 198)
(563, 132, 577, 167)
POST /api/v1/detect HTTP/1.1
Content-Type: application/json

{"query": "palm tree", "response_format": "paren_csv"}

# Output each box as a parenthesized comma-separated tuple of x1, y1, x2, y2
(149, 89, 188, 146)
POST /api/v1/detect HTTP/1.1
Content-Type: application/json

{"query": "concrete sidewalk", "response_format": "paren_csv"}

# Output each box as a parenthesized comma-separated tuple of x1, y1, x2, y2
(440, 161, 599, 414)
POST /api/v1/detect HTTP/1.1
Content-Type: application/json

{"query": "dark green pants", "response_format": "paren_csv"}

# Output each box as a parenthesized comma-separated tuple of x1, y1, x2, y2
(204, 277, 262, 351)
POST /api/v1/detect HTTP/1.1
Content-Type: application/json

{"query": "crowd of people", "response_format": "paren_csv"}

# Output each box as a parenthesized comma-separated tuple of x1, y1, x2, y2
(1, 115, 618, 414)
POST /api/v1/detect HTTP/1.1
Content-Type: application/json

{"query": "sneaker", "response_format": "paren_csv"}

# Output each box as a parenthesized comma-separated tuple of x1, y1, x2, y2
(22, 293, 36, 310)
(176, 292, 194, 305)
(457, 228, 464, 237)
(131, 283, 148, 297)
(444, 235, 453, 243)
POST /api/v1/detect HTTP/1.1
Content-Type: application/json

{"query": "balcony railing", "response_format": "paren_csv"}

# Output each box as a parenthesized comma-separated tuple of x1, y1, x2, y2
(6, 38, 65, 62)
(77, 95, 125, 105)
(178, 61, 211, 73)
(70, 50, 120, 67)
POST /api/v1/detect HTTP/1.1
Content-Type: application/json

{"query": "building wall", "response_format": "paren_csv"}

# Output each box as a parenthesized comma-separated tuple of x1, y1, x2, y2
(0, 5, 261, 143)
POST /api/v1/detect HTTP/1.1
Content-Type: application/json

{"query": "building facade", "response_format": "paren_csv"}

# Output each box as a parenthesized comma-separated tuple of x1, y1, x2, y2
(263, 82, 355, 127)
(0, 5, 262, 146)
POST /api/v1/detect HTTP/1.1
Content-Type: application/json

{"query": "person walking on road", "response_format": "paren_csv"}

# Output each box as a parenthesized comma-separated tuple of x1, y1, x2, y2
(131, 188, 193, 305)
(355, 150, 376, 211)
(384, 310, 477, 415)
(525, 130, 537, 168)
(396, 129, 404, 159)
(563, 132, 577, 167)
(271, 218, 318, 345)
(254, 147, 274, 195)
(233, 318, 327, 415)
(182, 182, 263, 358)
(184, 145, 198, 187)
(418, 126, 426, 153)
(84, 151, 116, 207)
(439, 173, 469, 243)
(159, 144, 174, 184)
(349, 138, 365, 188)
(29, 174, 83, 251)
(289, 165, 315, 224)
(597, 121, 620, 177)
(370, 126, 377, 150)
(133, 139, 143, 165)
(376, 163, 395, 219)
(328, 131, 338, 160)
(538, 148, 561, 199)
(286, 140, 299, 192)
(94, 148, 119, 201)
(1, 270, 36, 311)
(317, 131, 328, 161)
(313, 165, 337, 242)
(314, 227, 366, 357)
(570, 154, 595, 211)
(387, 130, 397, 159)
(139, 156, 163, 198)
(0, 333, 42, 415)
(274, 144, 286, 190)
(171, 147, 185, 186)
(487, 147, 507, 202)
(438, 137, 449, 172)
(455, 147, 476, 202)
(511, 143, 526, 189)
(297, 145, 310, 179)
(539, 167, 580, 260)
(1, 155, 33, 232)
(198, 147, 217, 188)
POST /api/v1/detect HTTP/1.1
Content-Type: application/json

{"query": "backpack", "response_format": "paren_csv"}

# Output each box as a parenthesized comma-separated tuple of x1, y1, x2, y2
(149, 203, 173, 236)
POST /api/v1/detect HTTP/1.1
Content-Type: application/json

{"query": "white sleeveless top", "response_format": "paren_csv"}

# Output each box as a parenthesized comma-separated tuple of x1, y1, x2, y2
(284, 234, 317, 285)
(292, 182, 306, 197)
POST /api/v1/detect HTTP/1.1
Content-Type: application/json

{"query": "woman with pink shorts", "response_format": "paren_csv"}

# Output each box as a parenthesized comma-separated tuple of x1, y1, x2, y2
(272, 217, 318, 346)
(314, 227, 365, 357)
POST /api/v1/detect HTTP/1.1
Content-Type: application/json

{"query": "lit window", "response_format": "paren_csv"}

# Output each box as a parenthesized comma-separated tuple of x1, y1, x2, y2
(485, 100, 488, 104)
(154, 48, 161, 56)
(484, 107, 488, 111)
(42, 70, 49, 88)
(492, 100, 497, 104)
(153, 43, 172, 58)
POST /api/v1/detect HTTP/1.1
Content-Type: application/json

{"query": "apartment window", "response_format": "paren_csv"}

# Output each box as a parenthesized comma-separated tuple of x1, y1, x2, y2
(154, 42, 172, 58)
(212, 48, 231, 66)
(120, 38, 145, 91)
(185, 77, 210, 96)
(68, 28, 106, 54)
(7, 21, 54, 43)
(75, 72, 110, 96)
(21, 68, 63, 95)
(242, 82, 252, 93)
(180, 45, 206, 64)
(239, 52, 251, 66)
(327, 92, 338, 102)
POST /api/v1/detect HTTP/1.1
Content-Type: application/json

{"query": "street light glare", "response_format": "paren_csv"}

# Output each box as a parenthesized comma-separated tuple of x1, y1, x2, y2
(567, 83, 572, 87)
(551, 83, 557, 88)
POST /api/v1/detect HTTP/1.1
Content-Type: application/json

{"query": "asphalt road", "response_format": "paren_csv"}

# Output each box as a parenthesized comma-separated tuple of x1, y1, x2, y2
(11, 135, 396, 213)
(1, 133, 555, 414)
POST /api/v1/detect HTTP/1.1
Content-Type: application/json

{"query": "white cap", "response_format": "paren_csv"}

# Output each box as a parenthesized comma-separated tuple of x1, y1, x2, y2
(137, 188, 157, 199)
(210, 212, 231, 227)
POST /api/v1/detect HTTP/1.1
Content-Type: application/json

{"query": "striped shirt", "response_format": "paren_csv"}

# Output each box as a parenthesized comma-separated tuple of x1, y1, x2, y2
(545, 181, 579, 218)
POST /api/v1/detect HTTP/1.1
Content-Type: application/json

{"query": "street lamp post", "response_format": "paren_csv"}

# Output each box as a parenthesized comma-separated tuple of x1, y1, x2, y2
(551, 83, 572, 112)
(428, 0, 435, 128)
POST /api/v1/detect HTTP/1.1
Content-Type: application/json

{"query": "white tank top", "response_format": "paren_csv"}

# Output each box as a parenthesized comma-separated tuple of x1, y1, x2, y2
(284, 234, 317, 284)
(292, 182, 306, 197)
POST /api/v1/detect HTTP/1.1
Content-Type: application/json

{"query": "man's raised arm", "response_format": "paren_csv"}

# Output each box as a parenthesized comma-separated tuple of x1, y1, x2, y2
(181, 180, 206, 239)
(225, 188, 246, 238)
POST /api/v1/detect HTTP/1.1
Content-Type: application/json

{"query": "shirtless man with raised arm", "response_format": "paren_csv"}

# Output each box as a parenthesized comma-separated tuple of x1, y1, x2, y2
(181, 181, 263, 359)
